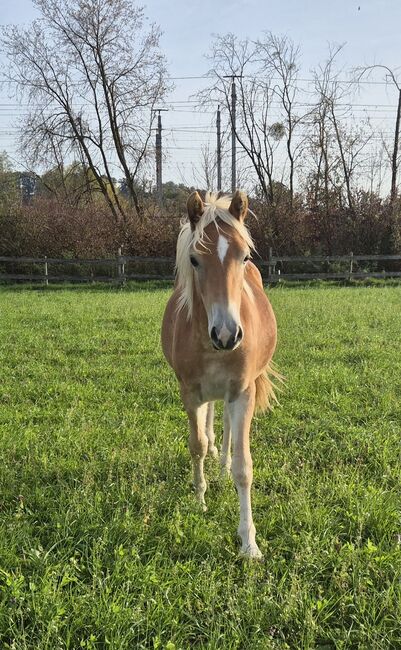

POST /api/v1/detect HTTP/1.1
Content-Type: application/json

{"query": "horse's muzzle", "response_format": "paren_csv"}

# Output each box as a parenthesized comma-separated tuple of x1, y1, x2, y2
(210, 325, 243, 351)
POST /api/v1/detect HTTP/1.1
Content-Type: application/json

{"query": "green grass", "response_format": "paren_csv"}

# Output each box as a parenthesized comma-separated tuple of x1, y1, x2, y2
(1, 283, 401, 649)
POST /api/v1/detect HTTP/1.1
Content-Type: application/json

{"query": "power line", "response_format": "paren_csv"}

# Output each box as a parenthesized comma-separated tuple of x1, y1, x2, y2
(2, 99, 400, 109)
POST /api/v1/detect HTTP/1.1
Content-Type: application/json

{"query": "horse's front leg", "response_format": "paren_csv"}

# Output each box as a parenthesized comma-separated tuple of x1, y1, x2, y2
(183, 396, 209, 511)
(206, 402, 218, 458)
(227, 382, 262, 559)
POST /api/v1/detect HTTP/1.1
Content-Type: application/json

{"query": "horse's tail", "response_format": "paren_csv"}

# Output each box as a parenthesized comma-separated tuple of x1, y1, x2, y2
(255, 362, 284, 414)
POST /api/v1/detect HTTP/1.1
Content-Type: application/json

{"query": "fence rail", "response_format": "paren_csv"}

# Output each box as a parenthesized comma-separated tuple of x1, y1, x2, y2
(0, 250, 400, 284)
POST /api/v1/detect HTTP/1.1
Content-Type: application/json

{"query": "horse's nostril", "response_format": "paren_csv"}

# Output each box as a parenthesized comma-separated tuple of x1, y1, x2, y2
(210, 326, 219, 344)
(236, 326, 243, 343)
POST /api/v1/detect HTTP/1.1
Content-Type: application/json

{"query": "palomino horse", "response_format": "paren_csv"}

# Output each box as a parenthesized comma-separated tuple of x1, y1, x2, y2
(161, 190, 278, 559)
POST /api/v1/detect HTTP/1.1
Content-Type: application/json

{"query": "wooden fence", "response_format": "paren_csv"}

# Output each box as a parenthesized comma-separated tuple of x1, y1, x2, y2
(264, 250, 401, 281)
(0, 250, 401, 284)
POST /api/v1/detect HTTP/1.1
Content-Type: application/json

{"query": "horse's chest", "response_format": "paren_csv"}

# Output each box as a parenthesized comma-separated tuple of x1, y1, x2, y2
(198, 358, 243, 402)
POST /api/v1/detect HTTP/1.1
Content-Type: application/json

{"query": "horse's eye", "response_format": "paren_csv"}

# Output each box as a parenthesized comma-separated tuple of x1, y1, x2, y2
(244, 254, 251, 263)
(190, 256, 199, 268)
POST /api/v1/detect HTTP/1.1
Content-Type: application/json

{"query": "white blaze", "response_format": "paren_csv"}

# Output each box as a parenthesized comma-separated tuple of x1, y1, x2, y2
(217, 235, 229, 264)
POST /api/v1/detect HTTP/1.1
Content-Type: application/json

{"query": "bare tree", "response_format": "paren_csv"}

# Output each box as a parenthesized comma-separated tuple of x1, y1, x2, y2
(203, 32, 306, 209)
(308, 46, 371, 215)
(310, 47, 344, 215)
(256, 33, 305, 211)
(356, 64, 401, 209)
(203, 34, 283, 205)
(1, 0, 168, 222)
(192, 143, 217, 191)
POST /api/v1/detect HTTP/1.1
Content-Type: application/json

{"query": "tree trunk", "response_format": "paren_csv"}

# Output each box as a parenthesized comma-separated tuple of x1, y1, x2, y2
(390, 88, 401, 208)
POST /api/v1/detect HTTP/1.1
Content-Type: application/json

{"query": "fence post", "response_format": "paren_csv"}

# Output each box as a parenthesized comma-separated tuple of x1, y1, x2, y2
(117, 247, 125, 286)
(349, 251, 354, 280)
(44, 255, 48, 286)
(268, 247, 273, 280)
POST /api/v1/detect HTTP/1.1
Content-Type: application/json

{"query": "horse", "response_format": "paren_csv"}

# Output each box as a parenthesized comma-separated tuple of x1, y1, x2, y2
(161, 190, 278, 559)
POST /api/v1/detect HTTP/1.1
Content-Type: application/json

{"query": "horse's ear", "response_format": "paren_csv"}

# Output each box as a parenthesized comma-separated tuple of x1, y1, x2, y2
(229, 190, 248, 222)
(187, 191, 204, 229)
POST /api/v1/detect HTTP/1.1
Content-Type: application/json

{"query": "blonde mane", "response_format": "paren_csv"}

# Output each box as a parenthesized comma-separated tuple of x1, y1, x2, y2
(175, 192, 255, 319)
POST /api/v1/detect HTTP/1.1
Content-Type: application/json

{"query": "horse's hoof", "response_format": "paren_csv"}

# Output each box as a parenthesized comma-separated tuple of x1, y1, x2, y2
(207, 445, 219, 459)
(196, 498, 207, 513)
(220, 465, 231, 478)
(194, 491, 208, 512)
(239, 544, 263, 561)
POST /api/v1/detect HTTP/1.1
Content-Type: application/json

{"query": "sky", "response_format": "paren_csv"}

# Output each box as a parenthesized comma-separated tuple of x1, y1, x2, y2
(1, 0, 400, 188)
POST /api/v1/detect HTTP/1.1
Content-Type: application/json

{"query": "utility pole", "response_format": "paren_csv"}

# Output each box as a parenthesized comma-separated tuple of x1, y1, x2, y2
(230, 79, 237, 193)
(216, 105, 222, 192)
(224, 75, 242, 192)
(153, 108, 168, 206)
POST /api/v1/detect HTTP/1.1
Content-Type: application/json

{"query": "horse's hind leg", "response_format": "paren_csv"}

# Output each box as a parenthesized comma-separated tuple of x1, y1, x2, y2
(206, 402, 218, 458)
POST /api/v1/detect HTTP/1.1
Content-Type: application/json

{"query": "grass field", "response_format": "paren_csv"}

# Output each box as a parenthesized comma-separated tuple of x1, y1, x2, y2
(1, 283, 401, 649)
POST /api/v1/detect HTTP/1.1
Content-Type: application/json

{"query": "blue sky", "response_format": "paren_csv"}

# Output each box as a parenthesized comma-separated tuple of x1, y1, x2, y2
(1, 0, 400, 186)
(146, 0, 400, 74)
